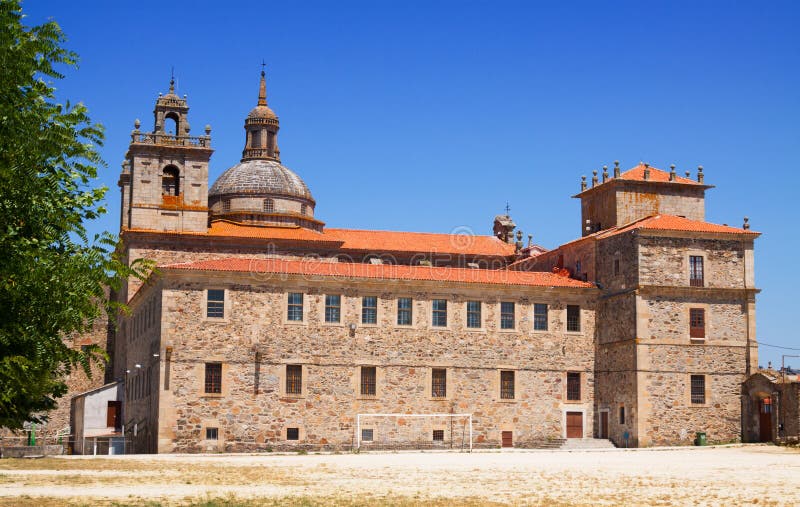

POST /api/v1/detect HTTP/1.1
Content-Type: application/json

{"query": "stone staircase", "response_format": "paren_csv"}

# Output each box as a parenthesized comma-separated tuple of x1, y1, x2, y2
(559, 438, 617, 450)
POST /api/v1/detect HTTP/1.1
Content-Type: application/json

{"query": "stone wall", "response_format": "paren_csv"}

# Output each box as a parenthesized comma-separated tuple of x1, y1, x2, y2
(638, 236, 749, 289)
(128, 272, 597, 452)
(615, 185, 705, 225)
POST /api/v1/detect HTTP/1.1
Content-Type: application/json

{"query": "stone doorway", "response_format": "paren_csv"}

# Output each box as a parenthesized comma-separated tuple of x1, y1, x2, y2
(598, 411, 608, 439)
(759, 397, 773, 442)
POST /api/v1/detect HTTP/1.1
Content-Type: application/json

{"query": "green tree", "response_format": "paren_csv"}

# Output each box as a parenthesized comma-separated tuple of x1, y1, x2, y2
(0, 0, 145, 429)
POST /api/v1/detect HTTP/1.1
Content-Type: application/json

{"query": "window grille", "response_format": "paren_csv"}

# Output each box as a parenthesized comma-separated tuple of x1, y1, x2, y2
(690, 256, 704, 287)
(286, 365, 302, 395)
(362, 296, 378, 325)
(432, 430, 444, 441)
(206, 289, 224, 318)
(397, 298, 413, 325)
(204, 363, 222, 394)
(287, 293, 303, 321)
(690, 308, 706, 338)
(691, 375, 706, 404)
(263, 199, 274, 212)
(466, 301, 481, 328)
(432, 368, 447, 398)
(360, 366, 376, 396)
(567, 305, 581, 332)
(500, 302, 515, 329)
(222, 199, 231, 212)
(286, 427, 299, 440)
(205, 427, 218, 440)
(567, 372, 581, 401)
(432, 299, 447, 327)
(361, 429, 373, 442)
(500, 370, 515, 399)
(533, 303, 548, 331)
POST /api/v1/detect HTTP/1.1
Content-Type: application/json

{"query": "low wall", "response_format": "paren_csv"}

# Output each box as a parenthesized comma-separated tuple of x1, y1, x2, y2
(0, 445, 64, 458)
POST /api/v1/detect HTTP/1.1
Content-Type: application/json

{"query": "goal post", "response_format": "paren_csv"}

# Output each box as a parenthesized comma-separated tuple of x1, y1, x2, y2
(355, 413, 473, 452)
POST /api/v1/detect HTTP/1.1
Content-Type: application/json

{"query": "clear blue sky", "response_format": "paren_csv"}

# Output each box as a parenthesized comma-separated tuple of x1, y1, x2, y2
(25, 1, 800, 367)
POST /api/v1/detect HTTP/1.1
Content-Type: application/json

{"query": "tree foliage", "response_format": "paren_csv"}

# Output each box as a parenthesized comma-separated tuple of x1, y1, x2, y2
(0, 0, 144, 430)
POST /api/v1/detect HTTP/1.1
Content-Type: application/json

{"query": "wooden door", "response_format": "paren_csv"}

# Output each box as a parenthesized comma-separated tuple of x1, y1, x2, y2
(599, 411, 608, 439)
(107, 401, 121, 430)
(759, 398, 773, 442)
(501, 431, 513, 448)
(566, 412, 583, 438)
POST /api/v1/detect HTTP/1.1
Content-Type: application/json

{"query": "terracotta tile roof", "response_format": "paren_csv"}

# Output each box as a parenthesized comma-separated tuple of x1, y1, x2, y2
(126, 221, 515, 257)
(617, 163, 701, 185)
(161, 258, 594, 288)
(600, 214, 759, 238)
(324, 228, 516, 257)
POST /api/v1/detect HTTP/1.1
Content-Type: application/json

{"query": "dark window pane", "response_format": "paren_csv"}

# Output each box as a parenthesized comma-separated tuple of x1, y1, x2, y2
(533, 304, 548, 331)
(206, 427, 218, 440)
(360, 366, 376, 396)
(207, 289, 224, 318)
(466, 301, 481, 328)
(397, 298, 413, 326)
(690, 256, 704, 287)
(287, 427, 299, 440)
(325, 294, 341, 323)
(204, 363, 222, 394)
(432, 299, 447, 327)
(501, 302, 515, 329)
(500, 370, 515, 399)
(566, 305, 581, 332)
(362, 296, 378, 325)
(619, 406, 625, 425)
(361, 429, 373, 442)
(691, 375, 706, 404)
(567, 372, 581, 401)
(432, 429, 444, 441)
(287, 293, 304, 321)
(432, 368, 447, 398)
(286, 365, 302, 395)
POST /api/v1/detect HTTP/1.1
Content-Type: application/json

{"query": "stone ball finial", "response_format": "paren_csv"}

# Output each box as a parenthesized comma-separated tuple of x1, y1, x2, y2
(743, 216, 750, 230)
(516, 230, 523, 240)
(685, 170, 691, 177)
(205, 124, 212, 135)
(670, 164, 676, 170)
(697, 165, 705, 183)
(183, 94, 187, 99)
(134, 118, 141, 130)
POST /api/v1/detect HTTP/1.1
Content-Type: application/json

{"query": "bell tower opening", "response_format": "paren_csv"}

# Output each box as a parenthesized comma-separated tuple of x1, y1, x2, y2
(162, 165, 180, 196)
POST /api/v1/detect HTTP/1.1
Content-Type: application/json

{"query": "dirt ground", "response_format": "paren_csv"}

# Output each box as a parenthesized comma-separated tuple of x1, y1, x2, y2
(1, 444, 798, 506)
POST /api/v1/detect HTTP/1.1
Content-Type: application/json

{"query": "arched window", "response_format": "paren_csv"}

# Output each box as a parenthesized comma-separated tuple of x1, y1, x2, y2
(163, 112, 179, 136)
(263, 198, 274, 212)
(162, 166, 179, 196)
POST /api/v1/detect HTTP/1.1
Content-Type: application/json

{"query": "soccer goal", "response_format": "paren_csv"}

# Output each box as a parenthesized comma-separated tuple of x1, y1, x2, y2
(355, 413, 473, 452)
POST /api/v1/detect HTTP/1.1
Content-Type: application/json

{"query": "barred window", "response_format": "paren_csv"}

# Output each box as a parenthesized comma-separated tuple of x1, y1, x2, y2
(691, 374, 706, 404)
(397, 297, 413, 326)
(690, 256, 704, 287)
(287, 293, 303, 321)
(567, 372, 581, 401)
(362, 296, 378, 325)
(533, 303, 548, 331)
(432, 368, 447, 398)
(206, 289, 225, 318)
(205, 427, 218, 440)
(500, 302, 515, 330)
(432, 429, 444, 441)
(361, 429, 373, 442)
(325, 294, 341, 323)
(222, 199, 231, 212)
(204, 363, 221, 394)
(432, 299, 447, 327)
(466, 301, 481, 329)
(566, 305, 581, 332)
(500, 370, 515, 400)
(286, 427, 299, 440)
(360, 366, 376, 396)
(263, 198, 274, 212)
(286, 365, 302, 395)
(300, 203, 307, 215)
(690, 308, 705, 338)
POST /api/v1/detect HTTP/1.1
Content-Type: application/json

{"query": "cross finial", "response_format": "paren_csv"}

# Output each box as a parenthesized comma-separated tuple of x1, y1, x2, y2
(169, 66, 175, 93)
(257, 62, 267, 106)
(261, 60, 266, 77)
(504, 202, 511, 216)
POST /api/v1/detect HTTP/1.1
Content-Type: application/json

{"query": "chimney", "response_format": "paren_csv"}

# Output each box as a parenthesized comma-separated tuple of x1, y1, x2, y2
(613, 160, 620, 178)
(669, 164, 676, 182)
(643, 163, 650, 180)
(697, 165, 704, 183)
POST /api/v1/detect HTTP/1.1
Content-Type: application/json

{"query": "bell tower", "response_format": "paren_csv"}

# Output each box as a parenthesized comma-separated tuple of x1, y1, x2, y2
(118, 77, 213, 233)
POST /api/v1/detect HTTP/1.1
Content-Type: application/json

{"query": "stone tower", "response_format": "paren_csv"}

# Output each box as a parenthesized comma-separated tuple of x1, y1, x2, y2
(118, 77, 213, 233)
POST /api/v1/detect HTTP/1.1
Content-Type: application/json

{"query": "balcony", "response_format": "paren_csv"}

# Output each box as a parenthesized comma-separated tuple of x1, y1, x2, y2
(131, 133, 211, 148)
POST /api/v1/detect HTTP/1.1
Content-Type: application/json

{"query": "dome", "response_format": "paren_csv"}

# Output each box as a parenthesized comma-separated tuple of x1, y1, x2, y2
(248, 104, 277, 120)
(209, 159, 314, 202)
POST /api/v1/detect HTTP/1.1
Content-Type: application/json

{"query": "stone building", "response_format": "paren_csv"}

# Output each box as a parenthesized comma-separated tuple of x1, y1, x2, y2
(82, 70, 760, 452)
(743, 370, 800, 444)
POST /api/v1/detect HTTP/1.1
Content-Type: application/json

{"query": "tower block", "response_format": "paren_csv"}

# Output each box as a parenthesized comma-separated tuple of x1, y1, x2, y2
(119, 77, 213, 233)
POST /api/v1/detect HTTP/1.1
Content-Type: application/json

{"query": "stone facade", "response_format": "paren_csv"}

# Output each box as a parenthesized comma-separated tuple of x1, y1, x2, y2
(743, 372, 800, 444)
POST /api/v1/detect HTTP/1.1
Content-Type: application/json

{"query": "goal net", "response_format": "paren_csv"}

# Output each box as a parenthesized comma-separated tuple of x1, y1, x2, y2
(355, 413, 473, 452)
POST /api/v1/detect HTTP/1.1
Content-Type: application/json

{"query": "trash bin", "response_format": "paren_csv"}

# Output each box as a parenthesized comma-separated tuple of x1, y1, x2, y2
(695, 432, 707, 446)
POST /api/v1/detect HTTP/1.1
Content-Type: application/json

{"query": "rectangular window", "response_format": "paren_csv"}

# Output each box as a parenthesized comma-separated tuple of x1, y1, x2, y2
(397, 297, 413, 326)
(205, 427, 218, 440)
(691, 374, 706, 404)
(204, 363, 222, 394)
(287, 292, 304, 322)
(361, 296, 377, 325)
(360, 366, 376, 397)
(432, 299, 448, 327)
(567, 372, 581, 401)
(206, 289, 225, 318)
(325, 294, 341, 323)
(613, 258, 620, 276)
(690, 308, 706, 338)
(286, 364, 302, 395)
(361, 429, 373, 442)
(286, 427, 299, 440)
(689, 256, 704, 287)
(500, 370, 515, 400)
(466, 301, 481, 329)
(432, 429, 444, 441)
(431, 368, 447, 398)
(500, 302, 515, 329)
(566, 305, 581, 332)
(619, 406, 625, 425)
(533, 303, 548, 331)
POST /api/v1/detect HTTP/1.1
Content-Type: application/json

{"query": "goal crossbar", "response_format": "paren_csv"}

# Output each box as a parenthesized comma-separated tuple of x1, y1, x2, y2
(356, 413, 472, 452)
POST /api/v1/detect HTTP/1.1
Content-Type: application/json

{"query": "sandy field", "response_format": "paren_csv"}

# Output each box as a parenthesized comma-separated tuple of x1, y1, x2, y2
(0, 444, 798, 506)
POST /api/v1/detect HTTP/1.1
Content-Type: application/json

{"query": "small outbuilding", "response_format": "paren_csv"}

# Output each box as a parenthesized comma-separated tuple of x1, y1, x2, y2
(70, 382, 125, 454)
(743, 370, 800, 444)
